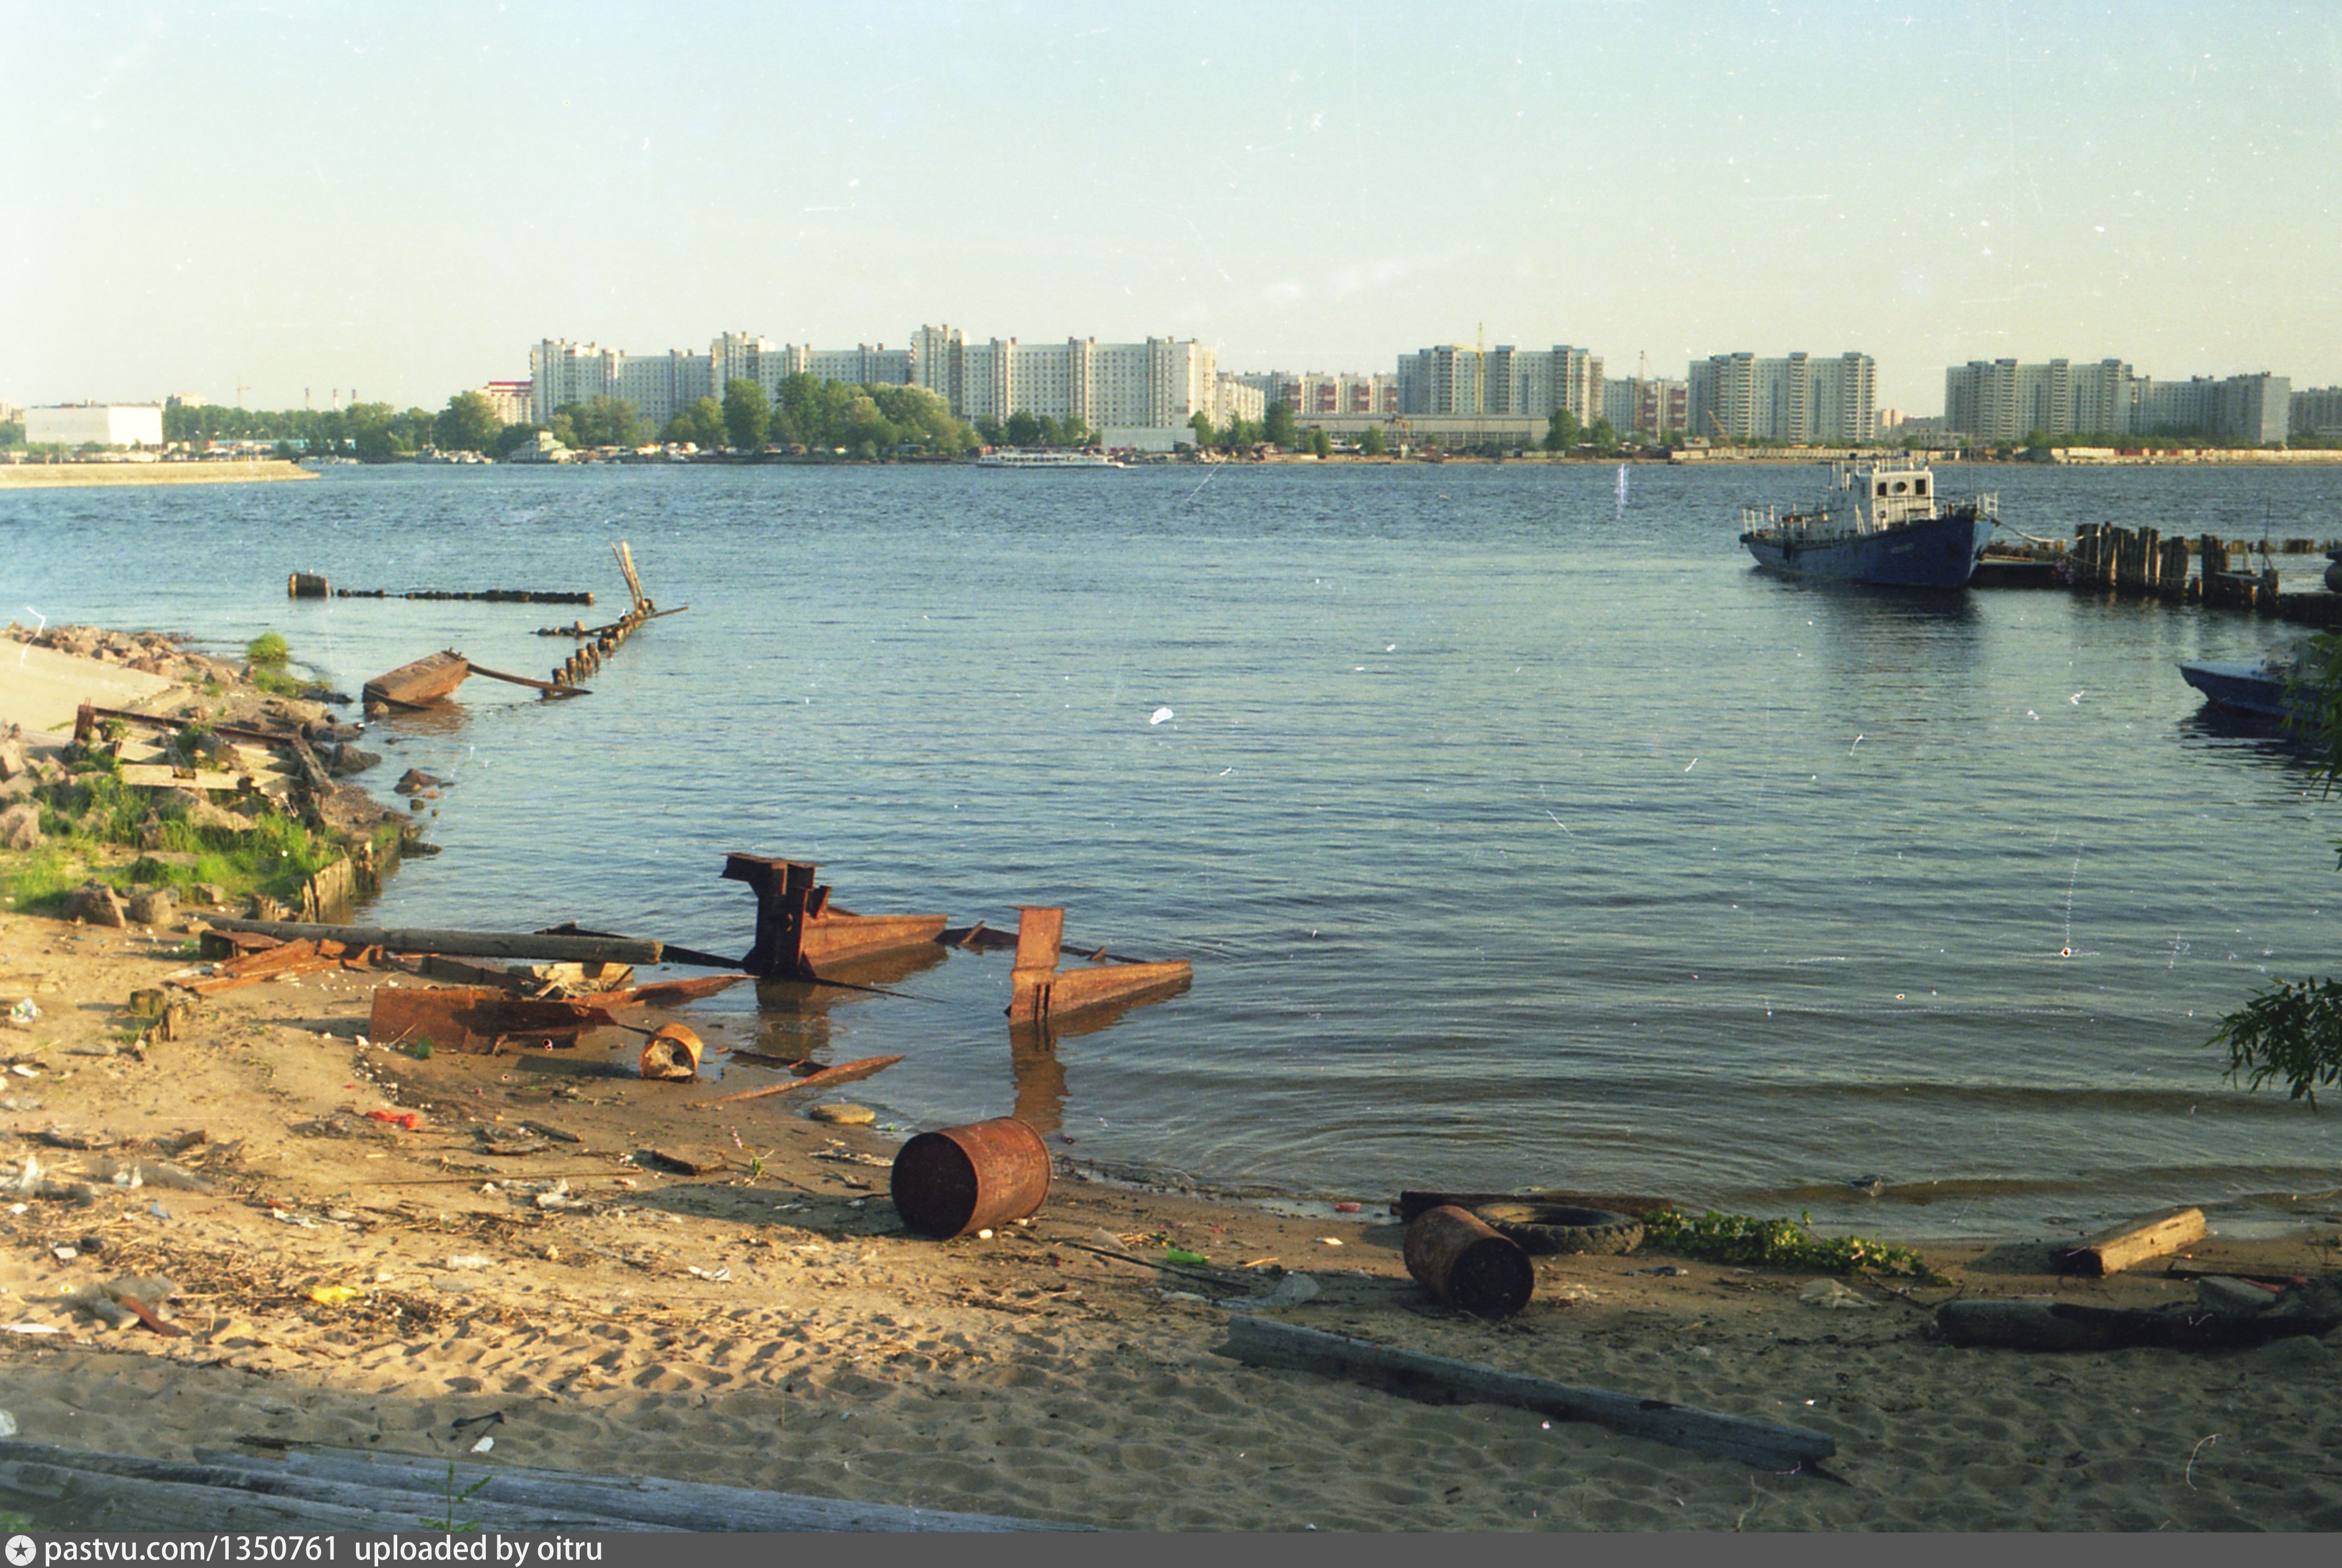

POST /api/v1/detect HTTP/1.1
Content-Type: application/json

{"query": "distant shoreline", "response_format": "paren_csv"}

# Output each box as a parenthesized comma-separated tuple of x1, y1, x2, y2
(0, 459, 315, 489)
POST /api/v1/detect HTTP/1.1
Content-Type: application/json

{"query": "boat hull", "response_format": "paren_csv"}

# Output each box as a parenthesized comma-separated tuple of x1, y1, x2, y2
(1743, 507, 1995, 589)
(2179, 660, 2307, 723)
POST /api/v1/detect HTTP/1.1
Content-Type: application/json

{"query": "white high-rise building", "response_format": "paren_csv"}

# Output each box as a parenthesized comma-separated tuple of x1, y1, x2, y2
(1943, 359, 2138, 442)
(909, 326, 1218, 430)
(1687, 352, 1875, 442)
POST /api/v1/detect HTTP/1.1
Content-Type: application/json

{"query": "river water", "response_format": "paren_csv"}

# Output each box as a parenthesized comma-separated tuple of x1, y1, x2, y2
(7, 459, 2341, 1238)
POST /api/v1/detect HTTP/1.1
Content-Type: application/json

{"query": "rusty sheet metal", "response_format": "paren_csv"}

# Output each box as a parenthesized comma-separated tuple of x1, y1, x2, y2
(1003, 905, 1192, 1024)
(890, 1118, 1053, 1239)
(366, 985, 619, 1054)
(1403, 1205, 1533, 1319)
(599, 974, 746, 1008)
(720, 854, 945, 980)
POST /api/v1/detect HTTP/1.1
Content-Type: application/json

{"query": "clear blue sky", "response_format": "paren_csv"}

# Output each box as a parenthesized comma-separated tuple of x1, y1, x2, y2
(6, 1, 2337, 415)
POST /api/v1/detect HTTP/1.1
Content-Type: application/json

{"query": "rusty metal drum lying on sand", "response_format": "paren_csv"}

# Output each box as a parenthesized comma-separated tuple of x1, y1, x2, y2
(1404, 1204, 1534, 1318)
(639, 1023, 703, 1081)
(890, 1117, 1053, 1238)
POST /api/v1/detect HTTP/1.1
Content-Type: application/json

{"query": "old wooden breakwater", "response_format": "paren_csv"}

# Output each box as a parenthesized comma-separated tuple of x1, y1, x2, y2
(288, 573, 592, 604)
(2067, 524, 2342, 628)
(532, 542, 686, 693)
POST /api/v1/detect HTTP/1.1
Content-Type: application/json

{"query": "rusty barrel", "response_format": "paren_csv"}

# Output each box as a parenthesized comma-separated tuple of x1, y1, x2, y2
(890, 1117, 1052, 1238)
(638, 1023, 703, 1081)
(1404, 1204, 1534, 1318)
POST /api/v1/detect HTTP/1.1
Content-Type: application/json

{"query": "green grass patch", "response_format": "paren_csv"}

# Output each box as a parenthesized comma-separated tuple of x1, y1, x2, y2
(0, 845, 91, 912)
(245, 630, 290, 664)
(1642, 1208, 1941, 1281)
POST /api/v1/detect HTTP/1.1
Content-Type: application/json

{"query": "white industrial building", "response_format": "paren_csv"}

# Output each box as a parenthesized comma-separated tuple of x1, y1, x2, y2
(25, 404, 165, 448)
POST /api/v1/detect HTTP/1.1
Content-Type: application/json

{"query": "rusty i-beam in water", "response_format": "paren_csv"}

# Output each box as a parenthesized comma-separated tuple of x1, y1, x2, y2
(1007, 906, 1192, 1023)
(721, 853, 946, 981)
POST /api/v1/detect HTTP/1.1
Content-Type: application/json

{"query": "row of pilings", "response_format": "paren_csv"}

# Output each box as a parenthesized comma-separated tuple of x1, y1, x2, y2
(2067, 524, 2312, 616)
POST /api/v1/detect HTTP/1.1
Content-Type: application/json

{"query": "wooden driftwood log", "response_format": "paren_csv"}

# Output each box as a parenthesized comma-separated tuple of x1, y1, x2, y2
(1221, 1316, 1836, 1471)
(1934, 1296, 2342, 1353)
(201, 916, 661, 964)
(2056, 1207, 2206, 1276)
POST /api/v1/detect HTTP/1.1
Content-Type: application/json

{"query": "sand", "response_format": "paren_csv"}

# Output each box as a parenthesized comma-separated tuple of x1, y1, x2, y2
(2, 643, 2340, 1531)
(0, 917, 2332, 1532)
(0, 461, 314, 489)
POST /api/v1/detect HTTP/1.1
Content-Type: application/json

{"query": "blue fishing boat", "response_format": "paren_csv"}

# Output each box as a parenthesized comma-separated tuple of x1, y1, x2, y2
(2179, 645, 2327, 726)
(1740, 459, 1998, 588)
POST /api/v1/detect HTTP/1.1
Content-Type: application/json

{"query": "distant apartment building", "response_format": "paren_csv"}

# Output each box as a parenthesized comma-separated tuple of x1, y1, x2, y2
(1687, 352, 1876, 443)
(533, 327, 1221, 439)
(1601, 376, 1688, 437)
(2293, 386, 2342, 439)
(1395, 343, 1603, 423)
(1943, 359, 2137, 442)
(25, 403, 164, 448)
(480, 380, 533, 426)
(1943, 359, 2292, 444)
(1234, 371, 1400, 419)
(2137, 373, 2290, 444)
(908, 326, 1218, 430)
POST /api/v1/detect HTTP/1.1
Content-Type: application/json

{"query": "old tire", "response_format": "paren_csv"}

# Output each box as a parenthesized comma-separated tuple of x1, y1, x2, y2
(1471, 1202, 1645, 1257)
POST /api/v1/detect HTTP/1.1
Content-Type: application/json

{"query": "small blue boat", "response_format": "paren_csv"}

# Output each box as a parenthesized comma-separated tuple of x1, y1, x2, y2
(1740, 460, 1998, 588)
(2179, 654, 2317, 724)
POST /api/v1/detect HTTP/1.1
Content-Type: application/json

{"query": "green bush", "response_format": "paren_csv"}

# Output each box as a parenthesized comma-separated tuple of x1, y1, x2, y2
(245, 632, 290, 664)
(1642, 1208, 1940, 1281)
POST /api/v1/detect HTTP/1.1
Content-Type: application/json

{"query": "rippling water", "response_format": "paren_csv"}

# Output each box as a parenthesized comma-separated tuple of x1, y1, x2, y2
(8, 460, 2341, 1236)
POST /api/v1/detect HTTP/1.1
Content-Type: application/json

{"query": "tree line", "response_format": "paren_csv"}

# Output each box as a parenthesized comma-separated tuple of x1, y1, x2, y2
(133, 375, 979, 463)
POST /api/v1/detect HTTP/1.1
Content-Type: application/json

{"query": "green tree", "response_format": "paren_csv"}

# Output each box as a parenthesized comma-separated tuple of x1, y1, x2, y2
(973, 416, 1003, 447)
(1358, 424, 1385, 457)
(1188, 411, 1216, 449)
(662, 397, 724, 450)
(1308, 427, 1332, 459)
(557, 395, 645, 450)
(722, 379, 771, 451)
(1543, 408, 1581, 453)
(2210, 633, 2342, 1107)
(433, 391, 503, 453)
(1263, 401, 1298, 450)
(1004, 411, 1042, 446)
(1587, 417, 1619, 453)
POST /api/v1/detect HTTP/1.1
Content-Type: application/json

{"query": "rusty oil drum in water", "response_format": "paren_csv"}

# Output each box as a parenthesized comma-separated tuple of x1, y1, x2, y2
(1404, 1204, 1534, 1318)
(890, 1117, 1052, 1238)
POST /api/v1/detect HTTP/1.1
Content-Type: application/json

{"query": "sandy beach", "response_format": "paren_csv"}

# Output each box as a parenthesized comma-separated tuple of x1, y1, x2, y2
(0, 461, 314, 489)
(2, 643, 2340, 1532)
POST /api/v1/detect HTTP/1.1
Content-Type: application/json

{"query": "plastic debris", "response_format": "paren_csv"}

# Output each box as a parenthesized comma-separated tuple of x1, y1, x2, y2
(444, 1255, 494, 1270)
(1221, 1273, 1321, 1310)
(6, 1000, 37, 1026)
(1164, 1248, 1207, 1265)
(471, 1436, 494, 1454)
(365, 1109, 423, 1131)
(309, 1285, 365, 1306)
(0, 1410, 15, 1437)
(1799, 1278, 1877, 1311)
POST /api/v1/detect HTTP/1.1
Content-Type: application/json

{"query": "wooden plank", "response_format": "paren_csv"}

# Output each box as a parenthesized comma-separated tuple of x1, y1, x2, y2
(2058, 1207, 2205, 1277)
(0, 1444, 666, 1532)
(198, 916, 661, 964)
(697, 1054, 904, 1107)
(464, 660, 590, 696)
(120, 765, 253, 792)
(1222, 1316, 1836, 1473)
(200, 1444, 1089, 1532)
